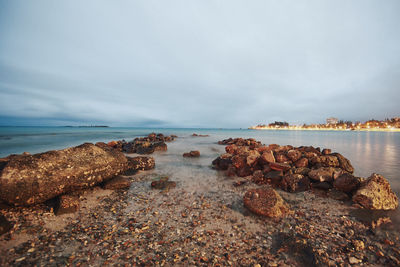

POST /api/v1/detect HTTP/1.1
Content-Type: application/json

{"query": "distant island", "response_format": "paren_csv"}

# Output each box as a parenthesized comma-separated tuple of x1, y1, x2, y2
(250, 117, 400, 132)
(63, 125, 109, 128)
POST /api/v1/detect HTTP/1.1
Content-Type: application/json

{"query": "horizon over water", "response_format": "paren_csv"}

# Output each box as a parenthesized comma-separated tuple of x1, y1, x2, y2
(0, 126, 399, 196)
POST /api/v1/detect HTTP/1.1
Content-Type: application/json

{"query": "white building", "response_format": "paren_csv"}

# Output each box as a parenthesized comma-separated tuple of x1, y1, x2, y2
(326, 117, 339, 124)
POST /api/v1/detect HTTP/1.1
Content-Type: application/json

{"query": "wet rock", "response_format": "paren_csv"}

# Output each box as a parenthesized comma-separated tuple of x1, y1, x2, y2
(212, 154, 232, 170)
(243, 188, 291, 218)
(308, 167, 339, 182)
(269, 162, 291, 172)
(0, 143, 128, 206)
(103, 176, 131, 190)
(191, 133, 209, 137)
(135, 142, 156, 154)
(183, 151, 200, 157)
(225, 144, 238, 154)
(0, 214, 12, 235)
(231, 155, 247, 170)
(352, 173, 398, 210)
(153, 142, 168, 152)
(259, 151, 275, 164)
(333, 173, 361, 193)
(281, 174, 310, 193)
(312, 181, 333, 190)
(151, 177, 176, 190)
(55, 194, 80, 216)
(322, 148, 331, 155)
(294, 158, 309, 168)
(127, 156, 155, 171)
(331, 153, 354, 173)
(287, 150, 302, 162)
(226, 164, 237, 176)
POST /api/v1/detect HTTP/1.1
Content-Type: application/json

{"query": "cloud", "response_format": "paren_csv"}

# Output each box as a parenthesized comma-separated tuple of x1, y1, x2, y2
(0, 0, 399, 127)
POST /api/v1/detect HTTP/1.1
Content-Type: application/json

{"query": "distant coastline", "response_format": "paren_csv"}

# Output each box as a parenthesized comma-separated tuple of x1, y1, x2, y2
(63, 125, 109, 128)
(248, 126, 400, 132)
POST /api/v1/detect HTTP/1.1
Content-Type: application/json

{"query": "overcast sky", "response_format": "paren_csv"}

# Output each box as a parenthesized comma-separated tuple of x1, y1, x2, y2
(0, 1, 399, 127)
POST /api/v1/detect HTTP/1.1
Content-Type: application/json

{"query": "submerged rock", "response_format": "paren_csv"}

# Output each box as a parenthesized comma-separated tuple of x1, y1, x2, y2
(151, 176, 176, 191)
(55, 194, 80, 216)
(0, 143, 128, 206)
(352, 173, 398, 210)
(103, 176, 131, 190)
(183, 151, 200, 157)
(243, 188, 291, 218)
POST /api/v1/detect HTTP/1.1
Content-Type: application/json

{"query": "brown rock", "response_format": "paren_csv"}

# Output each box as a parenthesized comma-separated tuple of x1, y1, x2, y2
(269, 162, 291, 172)
(0, 215, 13, 236)
(243, 188, 291, 218)
(55, 194, 80, 215)
(212, 154, 232, 170)
(183, 151, 200, 157)
(252, 170, 265, 184)
(275, 153, 289, 163)
(225, 144, 238, 154)
(281, 174, 310, 193)
(287, 150, 302, 162)
(237, 167, 253, 177)
(260, 151, 275, 164)
(333, 173, 361, 193)
(308, 167, 338, 182)
(153, 142, 168, 152)
(151, 176, 176, 190)
(331, 153, 354, 173)
(295, 158, 309, 168)
(127, 156, 155, 171)
(0, 143, 128, 206)
(255, 146, 270, 153)
(320, 155, 340, 167)
(246, 150, 260, 167)
(322, 148, 331, 155)
(265, 171, 283, 186)
(232, 155, 247, 169)
(352, 173, 398, 210)
(293, 167, 311, 175)
(312, 181, 333, 190)
(103, 176, 131, 190)
(226, 164, 237, 176)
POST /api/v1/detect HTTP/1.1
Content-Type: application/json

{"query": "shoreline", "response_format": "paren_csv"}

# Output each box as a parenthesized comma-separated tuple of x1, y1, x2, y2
(1, 134, 399, 265)
(249, 127, 400, 132)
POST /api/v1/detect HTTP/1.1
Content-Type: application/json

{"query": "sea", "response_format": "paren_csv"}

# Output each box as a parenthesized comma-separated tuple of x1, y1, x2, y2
(0, 126, 399, 196)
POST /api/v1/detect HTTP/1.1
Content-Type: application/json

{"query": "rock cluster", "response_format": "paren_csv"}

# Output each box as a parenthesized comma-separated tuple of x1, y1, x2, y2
(183, 151, 200, 157)
(105, 133, 176, 154)
(213, 138, 398, 211)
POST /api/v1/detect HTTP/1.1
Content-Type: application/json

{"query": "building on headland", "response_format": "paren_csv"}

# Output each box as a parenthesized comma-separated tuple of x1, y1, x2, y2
(326, 117, 339, 125)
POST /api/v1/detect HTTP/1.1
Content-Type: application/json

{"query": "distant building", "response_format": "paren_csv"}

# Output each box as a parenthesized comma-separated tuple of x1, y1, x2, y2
(326, 117, 338, 124)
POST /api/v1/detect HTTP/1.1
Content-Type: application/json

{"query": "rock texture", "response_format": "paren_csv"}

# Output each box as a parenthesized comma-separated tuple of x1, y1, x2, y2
(0, 143, 128, 206)
(0, 215, 12, 235)
(243, 188, 291, 218)
(183, 151, 200, 157)
(103, 176, 131, 190)
(55, 194, 80, 216)
(126, 156, 155, 171)
(352, 173, 398, 210)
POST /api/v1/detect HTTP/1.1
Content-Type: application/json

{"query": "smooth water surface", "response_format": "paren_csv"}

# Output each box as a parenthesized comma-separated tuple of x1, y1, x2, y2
(0, 126, 399, 195)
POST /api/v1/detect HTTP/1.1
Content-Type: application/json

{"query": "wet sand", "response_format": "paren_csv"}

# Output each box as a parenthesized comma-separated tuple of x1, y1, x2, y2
(1, 135, 400, 266)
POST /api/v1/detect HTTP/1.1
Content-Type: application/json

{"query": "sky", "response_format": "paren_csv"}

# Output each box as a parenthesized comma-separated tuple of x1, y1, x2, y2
(0, 0, 399, 128)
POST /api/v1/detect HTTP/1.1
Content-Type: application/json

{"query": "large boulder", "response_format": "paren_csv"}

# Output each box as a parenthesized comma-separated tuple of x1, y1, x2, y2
(308, 167, 342, 183)
(333, 173, 361, 193)
(259, 151, 275, 164)
(352, 173, 398, 210)
(243, 188, 291, 218)
(0, 143, 128, 206)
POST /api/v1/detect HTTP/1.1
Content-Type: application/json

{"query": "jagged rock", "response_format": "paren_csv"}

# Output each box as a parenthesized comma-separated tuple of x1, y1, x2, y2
(252, 170, 265, 184)
(265, 171, 283, 186)
(331, 153, 354, 173)
(103, 176, 131, 190)
(225, 144, 238, 154)
(212, 154, 232, 170)
(183, 151, 200, 157)
(293, 167, 310, 175)
(0, 215, 12, 235)
(319, 155, 340, 167)
(243, 188, 291, 218)
(295, 158, 308, 168)
(0, 143, 128, 206)
(308, 167, 342, 182)
(246, 150, 260, 166)
(269, 162, 291, 172)
(55, 194, 80, 216)
(275, 153, 289, 163)
(260, 151, 275, 164)
(127, 156, 155, 171)
(322, 148, 331, 155)
(287, 150, 302, 162)
(231, 155, 247, 170)
(281, 174, 310, 193)
(333, 173, 361, 193)
(352, 173, 398, 210)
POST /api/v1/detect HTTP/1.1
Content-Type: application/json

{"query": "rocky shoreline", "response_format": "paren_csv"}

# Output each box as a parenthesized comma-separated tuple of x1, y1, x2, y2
(0, 133, 399, 266)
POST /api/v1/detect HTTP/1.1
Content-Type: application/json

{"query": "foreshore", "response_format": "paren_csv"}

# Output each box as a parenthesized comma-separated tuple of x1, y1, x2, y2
(0, 133, 399, 266)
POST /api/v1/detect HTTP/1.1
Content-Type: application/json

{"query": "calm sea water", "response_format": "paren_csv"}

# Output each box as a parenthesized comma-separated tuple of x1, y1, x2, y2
(0, 126, 399, 195)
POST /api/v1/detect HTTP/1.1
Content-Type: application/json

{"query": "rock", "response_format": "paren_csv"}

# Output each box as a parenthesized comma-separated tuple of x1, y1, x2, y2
(319, 155, 340, 167)
(293, 167, 310, 175)
(127, 156, 155, 171)
(55, 194, 80, 216)
(237, 167, 253, 177)
(265, 171, 283, 186)
(225, 144, 238, 154)
(0, 143, 128, 206)
(152, 142, 168, 152)
(352, 240, 365, 251)
(226, 164, 237, 176)
(259, 151, 275, 164)
(333, 173, 361, 193)
(308, 167, 339, 182)
(312, 182, 333, 190)
(331, 153, 354, 173)
(252, 170, 265, 184)
(295, 158, 308, 168)
(322, 148, 331, 155)
(287, 150, 302, 162)
(231, 155, 247, 170)
(135, 142, 156, 154)
(183, 151, 200, 157)
(103, 176, 131, 190)
(352, 173, 398, 210)
(243, 188, 291, 218)
(269, 162, 291, 172)
(255, 146, 270, 153)
(0, 215, 12, 235)
(212, 154, 232, 170)
(246, 150, 260, 167)
(151, 177, 176, 191)
(275, 153, 289, 163)
(281, 174, 310, 193)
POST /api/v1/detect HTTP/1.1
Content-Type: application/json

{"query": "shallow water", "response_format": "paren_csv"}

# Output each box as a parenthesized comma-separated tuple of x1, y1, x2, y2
(0, 126, 399, 195)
